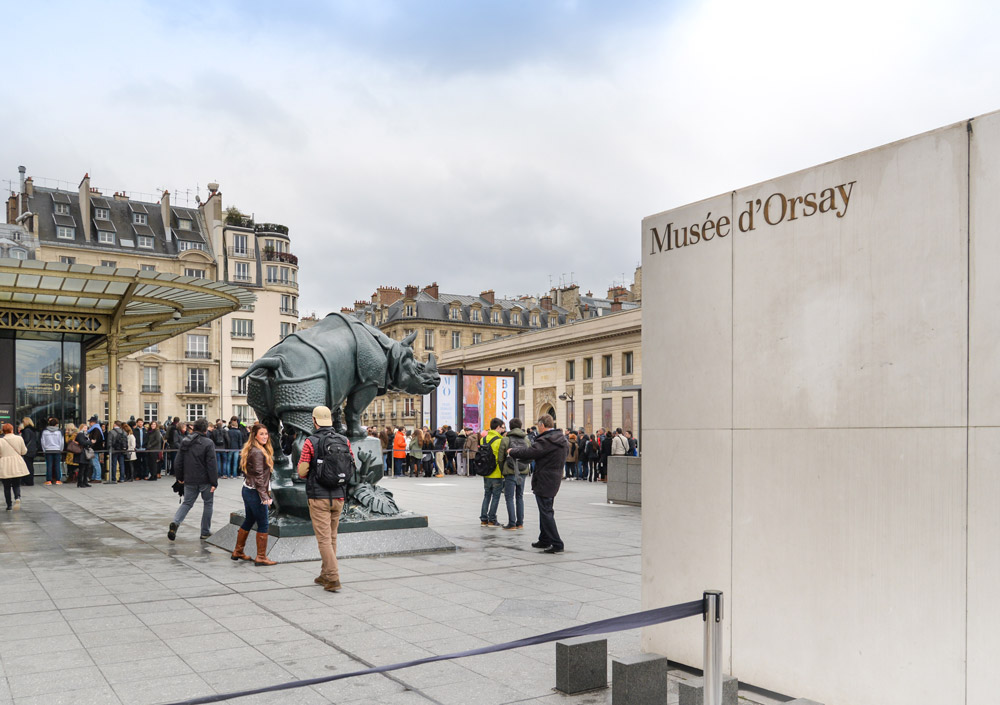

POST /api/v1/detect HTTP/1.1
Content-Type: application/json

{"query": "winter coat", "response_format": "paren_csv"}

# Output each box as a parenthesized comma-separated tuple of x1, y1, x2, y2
(566, 436, 579, 463)
(507, 429, 569, 498)
(480, 429, 504, 479)
(126, 433, 137, 461)
(497, 428, 531, 476)
(211, 427, 228, 448)
(174, 433, 218, 487)
(408, 435, 422, 461)
(145, 428, 164, 451)
(226, 426, 244, 451)
(41, 425, 65, 453)
(20, 426, 40, 458)
(74, 431, 93, 466)
(0, 434, 29, 479)
(243, 446, 272, 502)
(393, 431, 407, 459)
(446, 429, 461, 450)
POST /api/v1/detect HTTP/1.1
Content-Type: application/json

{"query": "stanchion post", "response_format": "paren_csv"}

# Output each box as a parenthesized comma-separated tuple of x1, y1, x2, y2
(703, 590, 723, 705)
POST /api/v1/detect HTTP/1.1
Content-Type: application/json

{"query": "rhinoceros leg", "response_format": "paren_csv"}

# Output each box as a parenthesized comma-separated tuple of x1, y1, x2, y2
(344, 383, 378, 440)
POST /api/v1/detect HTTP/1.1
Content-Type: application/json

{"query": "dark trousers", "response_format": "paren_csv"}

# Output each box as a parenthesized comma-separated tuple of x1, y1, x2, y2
(480, 477, 503, 523)
(240, 485, 269, 533)
(109, 452, 126, 482)
(535, 494, 563, 550)
(144, 452, 158, 480)
(3, 477, 21, 507)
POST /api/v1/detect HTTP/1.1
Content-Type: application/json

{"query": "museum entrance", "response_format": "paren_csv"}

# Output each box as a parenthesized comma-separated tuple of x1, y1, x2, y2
(0, 331, 85, 429)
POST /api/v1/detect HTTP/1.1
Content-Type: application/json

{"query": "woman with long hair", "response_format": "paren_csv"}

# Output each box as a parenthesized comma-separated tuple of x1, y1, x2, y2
(232, 423, 276, 566)
(1, 423, 29, 510)
(64, 423, 78, 483)
(123, 423, 136, 482)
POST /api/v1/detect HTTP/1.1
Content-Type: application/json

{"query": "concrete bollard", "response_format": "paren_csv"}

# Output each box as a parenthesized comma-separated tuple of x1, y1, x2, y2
(677, 674, 738, 705)
(555, 636, 607, 694)
(611, 653, 669, 704)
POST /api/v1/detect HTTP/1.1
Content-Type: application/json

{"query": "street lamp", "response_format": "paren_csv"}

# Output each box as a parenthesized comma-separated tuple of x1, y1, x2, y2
(558, 392, 575, 430)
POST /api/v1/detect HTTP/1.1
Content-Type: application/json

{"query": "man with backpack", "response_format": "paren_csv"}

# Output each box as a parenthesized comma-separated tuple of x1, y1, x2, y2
(297, 406, 354, 593)
(108, 421, 128, 483)
(476, 418, 505, 527)
(497, 418, 531, 530)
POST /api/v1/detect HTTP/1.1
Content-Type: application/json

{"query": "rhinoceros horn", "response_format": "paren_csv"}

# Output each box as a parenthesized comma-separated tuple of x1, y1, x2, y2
(401, 331, 417, 347)
(425, 353, 437, 372)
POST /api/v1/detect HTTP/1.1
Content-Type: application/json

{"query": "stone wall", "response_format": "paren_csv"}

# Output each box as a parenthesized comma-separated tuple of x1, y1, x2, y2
(607, 456, 641, 505)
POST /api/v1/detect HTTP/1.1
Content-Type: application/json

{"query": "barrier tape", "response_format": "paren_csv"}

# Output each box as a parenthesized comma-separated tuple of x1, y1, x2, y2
(164, 599, 705, 705)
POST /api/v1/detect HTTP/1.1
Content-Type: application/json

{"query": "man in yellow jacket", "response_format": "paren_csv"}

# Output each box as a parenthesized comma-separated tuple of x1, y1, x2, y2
(479, 418, 505, 527)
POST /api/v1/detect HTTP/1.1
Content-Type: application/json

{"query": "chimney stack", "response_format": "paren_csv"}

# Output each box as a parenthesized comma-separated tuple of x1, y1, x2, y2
(422, 282, 439, 299)
(354, 300, 369, 312)
(611, 298, 623, 313)
(17, 166, 25, 217)
(480, 289, 495, 305)
(160, 190, 171, 237)
(540, 295, 553, 311)
(404, 284, 419, 299)
(377, 286, 403, 306)
(79, 173, 91, 242)
(340, 307, 355, 315)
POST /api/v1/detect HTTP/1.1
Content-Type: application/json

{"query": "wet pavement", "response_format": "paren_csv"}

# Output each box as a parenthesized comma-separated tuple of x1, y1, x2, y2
(0, 475, 771, 705)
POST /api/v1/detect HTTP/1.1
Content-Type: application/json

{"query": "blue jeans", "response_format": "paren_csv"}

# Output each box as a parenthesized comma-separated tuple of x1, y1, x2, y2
(45, 453, 62, 482)
(239, 485, 269, 534)
(503, 473, 524, 527)
(172, 483, 215, 537)
(480, 477, 503, 523)
(109, 452, 126, 482)
(215, 452, 225, 477)
(228, 451, 240, 477)
(90, 456, 102, 481)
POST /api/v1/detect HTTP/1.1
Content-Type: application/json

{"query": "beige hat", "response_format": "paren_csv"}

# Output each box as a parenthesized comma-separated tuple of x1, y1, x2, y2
(313, 405, 333, 427)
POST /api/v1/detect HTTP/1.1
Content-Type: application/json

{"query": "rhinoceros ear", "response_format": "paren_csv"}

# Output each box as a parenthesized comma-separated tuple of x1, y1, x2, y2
(425, 353, 437, 372)
(401, 331, 417, 348)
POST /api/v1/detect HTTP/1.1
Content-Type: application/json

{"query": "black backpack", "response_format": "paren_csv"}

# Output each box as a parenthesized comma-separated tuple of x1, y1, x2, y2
(504, 435, 531, 474)
(471, 435, 500, 476)
(311, 431, 354, 490)
(111, 430, 127, 451)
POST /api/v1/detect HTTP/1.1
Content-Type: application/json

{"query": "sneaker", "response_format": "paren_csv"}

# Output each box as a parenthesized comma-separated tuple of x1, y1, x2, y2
(44, 481, 52, 485)
(501, 524, 517, 530)
(481, 521, 489, 526)
(13, 499, 20, 510)
(167, 522, 178, 541)
(487, 522, 501, 528)
(515, 525, 524, 530)
(543, 546, 564, 554)
(531, 541, 551, 549)
(54, 481, 62, 485)
(200, 533, 212, 540)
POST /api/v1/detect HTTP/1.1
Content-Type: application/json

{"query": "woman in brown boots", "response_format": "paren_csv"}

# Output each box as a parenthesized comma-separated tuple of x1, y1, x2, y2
(231, 423, 276, 566)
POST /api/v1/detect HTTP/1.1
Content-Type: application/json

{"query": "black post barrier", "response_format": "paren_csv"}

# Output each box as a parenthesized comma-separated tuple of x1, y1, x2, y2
(163, 599, 705, 705)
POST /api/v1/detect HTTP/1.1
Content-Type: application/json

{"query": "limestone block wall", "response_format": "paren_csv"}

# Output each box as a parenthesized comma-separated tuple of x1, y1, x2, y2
(640, 110, 1000, 705)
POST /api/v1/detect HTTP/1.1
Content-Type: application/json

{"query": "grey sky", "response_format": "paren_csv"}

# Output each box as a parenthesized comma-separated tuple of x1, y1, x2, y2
(3, 0, 998, 314)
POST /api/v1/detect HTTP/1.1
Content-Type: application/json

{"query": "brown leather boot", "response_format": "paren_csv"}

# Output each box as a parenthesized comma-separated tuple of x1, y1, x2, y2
(231, 528, 252, 561)
(254, 533, 276, 566)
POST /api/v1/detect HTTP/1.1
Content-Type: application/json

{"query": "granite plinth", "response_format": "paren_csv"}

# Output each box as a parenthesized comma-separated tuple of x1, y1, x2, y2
(611, 653, 668, 704)
(786, 700, 824, 705)
(677, 674, 739, 705)
(206, 524, 457, 562)
(227, 510, 428, 537)
(556, 636, 607, 694)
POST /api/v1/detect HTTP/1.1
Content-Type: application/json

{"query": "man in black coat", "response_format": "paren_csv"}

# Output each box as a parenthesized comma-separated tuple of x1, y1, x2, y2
(507, 413, 569, 554)
(599, 430, 613, 482)
(167, 418, 218, 541)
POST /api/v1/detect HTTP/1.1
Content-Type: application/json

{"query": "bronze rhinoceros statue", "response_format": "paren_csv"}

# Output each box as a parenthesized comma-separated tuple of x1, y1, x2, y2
(240, 312, 440, 519)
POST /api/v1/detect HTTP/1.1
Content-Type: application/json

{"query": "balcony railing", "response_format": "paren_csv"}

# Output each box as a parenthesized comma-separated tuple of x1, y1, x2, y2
(231, 359, 253, 369)
(226, 246, 254, 259)
(255, 222, 289, 235)
(183, 384, 212, 394)
(185, 350, 212, 359)
(266, 278, 298, 289)
(263, 250, 298, 265)
(141, 385, 161, 393)
(280, 307, 299, 316)
(230, 274, 254, 284)
(231, 331, 255, 339)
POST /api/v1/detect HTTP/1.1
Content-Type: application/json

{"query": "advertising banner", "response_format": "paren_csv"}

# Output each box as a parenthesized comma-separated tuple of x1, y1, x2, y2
(436, 374, 458, 429)
(461, 374, 515, 433)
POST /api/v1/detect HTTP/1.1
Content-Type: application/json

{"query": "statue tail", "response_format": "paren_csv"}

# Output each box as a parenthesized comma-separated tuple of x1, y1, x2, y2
(240, 357, 280, 381)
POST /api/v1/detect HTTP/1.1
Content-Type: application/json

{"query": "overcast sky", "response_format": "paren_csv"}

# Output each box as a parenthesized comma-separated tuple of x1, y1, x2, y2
(3, 0, 998, 314)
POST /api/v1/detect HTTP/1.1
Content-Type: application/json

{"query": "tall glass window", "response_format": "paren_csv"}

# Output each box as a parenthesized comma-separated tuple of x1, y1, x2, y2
(14, 336, 82, 428)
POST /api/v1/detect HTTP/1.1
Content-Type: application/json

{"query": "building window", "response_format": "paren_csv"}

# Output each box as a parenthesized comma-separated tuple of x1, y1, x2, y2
(471, 308, 481, 322)
(492, 311, 501, 324)
(424, 329, 434, 350)
(239, 302, 254, 312)
(405, 304, 415, 317)
(233, 234, 248, 255)
(178, 219, 193, 231)
(57, 226, 75, 240)
(60, 256, 75, 265)
(404, 397, 415, 416)
(143, 402, 158, 423)
(233, 404, 252, 422)
(142, 366, 159, 392)
(232, 347, 254, 367)
(623, 351, 634, 375)
(518, 368, 525, 385)
(100, 260, 117, 268)
(584, 357, 593, 379)
(185, 403, 206, 421)
(232, 319, 254, 339)
(266, 265, 278, 282)
(472, 333, 482, 344)
(95, 207, 110, 220)
(55, 202, 70, 215)
(187, 368, 207, 393)
(133, 212, 148, 225)
(280, 322, 295, 339)
(451, 331, 461, 349)
(97, 231, 115, 244)
(140, 264, 156, 272)
(233, 375, 248, 395)
(530, 314, 539, 327)
(10, 248, 26, 260)
(234, 261, 250, 282)
(567, 360, 575, 381)
(184, 268, 205, 278)
(603, 354, 613, 377)
(450, 307, 461, 320)
(178, 241, 204, 252)
(137, 235, 153, 249)
(103, 402, 109, 422)
(142, 343, 159, 353)
(186, 334, 209, 359)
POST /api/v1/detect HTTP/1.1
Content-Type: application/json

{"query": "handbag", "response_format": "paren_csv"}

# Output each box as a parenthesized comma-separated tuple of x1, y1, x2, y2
(67, 439, 82, 454)
(84, 447, 95, 461)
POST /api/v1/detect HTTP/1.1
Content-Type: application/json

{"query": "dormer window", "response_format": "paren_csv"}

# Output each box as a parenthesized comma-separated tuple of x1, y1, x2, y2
(55, 203, 70, 215)
(137, 235, 153, 249)
(133, 212, 148, 225)
(531, 314, 539, 327)
(95, 207, 110, 220)
(449, 306, 461, 320)
(97, 231, 115, 244)
(405, 304, 415, 317)
(471, 308, 481, 322)
(56, 226, 75, 240)
(178, 219, 193, 230)
(491, 311, 501, 324)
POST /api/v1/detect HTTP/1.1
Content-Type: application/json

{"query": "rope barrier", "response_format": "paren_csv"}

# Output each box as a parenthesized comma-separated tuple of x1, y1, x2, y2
(164, 599, 706, 705)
